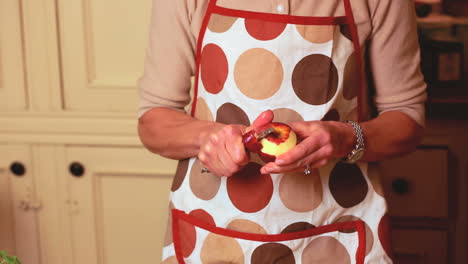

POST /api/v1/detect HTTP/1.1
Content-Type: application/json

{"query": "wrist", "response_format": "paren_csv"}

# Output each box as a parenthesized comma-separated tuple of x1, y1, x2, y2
(341, 120, 366, 163)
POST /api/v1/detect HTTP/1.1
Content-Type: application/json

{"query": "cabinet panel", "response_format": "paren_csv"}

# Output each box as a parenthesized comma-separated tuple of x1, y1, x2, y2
(392, 229, 448, 264)
(57, 0, 152, 112)
(0, 144, 41, 264)
(0, 0, 28, 111)
(380, 148, 449, 218)
(66, 146, 177, 264)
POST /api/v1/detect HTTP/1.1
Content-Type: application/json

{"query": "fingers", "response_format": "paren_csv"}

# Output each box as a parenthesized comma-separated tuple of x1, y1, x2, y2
(199, 125, 249, 177)
(247, 110, 274, 133)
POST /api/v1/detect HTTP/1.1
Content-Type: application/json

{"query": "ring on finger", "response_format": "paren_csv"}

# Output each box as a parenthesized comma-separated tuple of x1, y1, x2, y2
(304, 164, 312, 175)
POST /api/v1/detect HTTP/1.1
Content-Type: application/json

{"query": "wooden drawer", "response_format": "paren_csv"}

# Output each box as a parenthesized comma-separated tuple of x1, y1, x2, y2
(391, 229, 448, 264)
(380, 148, 449, 218)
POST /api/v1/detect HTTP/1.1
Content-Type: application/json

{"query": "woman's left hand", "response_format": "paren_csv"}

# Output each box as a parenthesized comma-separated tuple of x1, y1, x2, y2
(260, 121, 355, 174)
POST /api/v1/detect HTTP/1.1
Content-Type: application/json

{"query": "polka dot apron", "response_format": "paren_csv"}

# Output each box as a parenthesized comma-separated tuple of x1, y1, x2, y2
(162, 0, 393, 263)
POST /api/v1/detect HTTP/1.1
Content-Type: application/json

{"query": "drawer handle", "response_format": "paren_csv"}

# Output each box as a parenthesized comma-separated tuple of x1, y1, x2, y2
(69, 162, 85, 177)
(10, 162, 26, 176)
(392, 178, 410, 195)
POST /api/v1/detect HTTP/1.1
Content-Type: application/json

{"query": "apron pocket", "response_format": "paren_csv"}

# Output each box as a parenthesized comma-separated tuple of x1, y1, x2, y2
(172, 209, 366, 264)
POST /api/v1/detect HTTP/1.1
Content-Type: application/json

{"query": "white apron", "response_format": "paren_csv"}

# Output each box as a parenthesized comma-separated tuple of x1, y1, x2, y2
(162, 0, 393, 263)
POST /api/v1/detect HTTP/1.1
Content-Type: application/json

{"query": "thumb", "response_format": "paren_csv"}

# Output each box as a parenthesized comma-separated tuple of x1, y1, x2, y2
(247, 110, 274, 133)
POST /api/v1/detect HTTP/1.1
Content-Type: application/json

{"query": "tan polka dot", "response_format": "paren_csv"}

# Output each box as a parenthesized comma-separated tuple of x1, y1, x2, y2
(194, 97, 214, 121)
(279, 170, 323, 212)
(208, 14, 238, 33)
(216, 103, 250, 126)
(235, 48, 283, 100)
(251, 243, 295, 264)
(227, 162, 273, 213)
(272, 108, 304, 123)
(189, 159, 221, 200)
(292, 54, 338, 105)
(344, 107, 358, 121)
(322, 109, 340, 121)
(367, 163, 385, 197)
(227, 219, 267, 234)
(296, 25, 334, 44)
(343, 53, 358, 100)
(201, 233, 245, 264)
(281, 222, 316, 234)
(171, 159, 189, 192)
(333, 215, 374, 255)
(162, 256, 178, 264)
(163, 202, 175, 246)
(329, 162, 369, 208)
(302, 237, 351, 264)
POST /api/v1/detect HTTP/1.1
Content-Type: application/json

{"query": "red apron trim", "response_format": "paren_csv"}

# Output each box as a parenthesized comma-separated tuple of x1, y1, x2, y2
(343, 0, 365, 122)
(172, 209, 366, 264)
(212, 6, 349, 25)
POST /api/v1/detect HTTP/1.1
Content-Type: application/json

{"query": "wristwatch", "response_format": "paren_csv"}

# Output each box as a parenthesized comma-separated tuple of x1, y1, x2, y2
(342, 121, 365, 163)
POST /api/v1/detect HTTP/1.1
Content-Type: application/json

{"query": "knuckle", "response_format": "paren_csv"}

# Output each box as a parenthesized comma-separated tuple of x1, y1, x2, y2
(323, 145, 334, 156)
(210, 134, 219, 144)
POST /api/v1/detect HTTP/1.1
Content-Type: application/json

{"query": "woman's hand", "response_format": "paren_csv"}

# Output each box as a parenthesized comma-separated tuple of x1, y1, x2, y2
(198, 110, 274, 177)
(260, 121, 355, 174)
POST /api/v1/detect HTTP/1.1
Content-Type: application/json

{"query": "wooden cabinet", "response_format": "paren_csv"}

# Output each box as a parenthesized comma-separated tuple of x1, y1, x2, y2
(0, 0, 27, 111)
(57, 0, 152, 112)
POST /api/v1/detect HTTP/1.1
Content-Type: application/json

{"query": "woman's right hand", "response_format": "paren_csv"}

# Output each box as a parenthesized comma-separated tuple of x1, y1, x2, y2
(198, 110, 274, 177)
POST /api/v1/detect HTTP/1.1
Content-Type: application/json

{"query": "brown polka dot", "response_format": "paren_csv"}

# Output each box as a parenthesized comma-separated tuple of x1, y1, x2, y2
(162, 256, 178, 264)
(208, 14, 238, 33)
(333, 215, 374, 255)
(302, 237, 351, 264)
(190, 209, 216, 226)
(227, 219, 267, 234)
(194, 97, 214, 121)
(245, 19, 287, 41)
(235, 48, 283, 100)
(340, 24, 352, 41)
(321, 109, 340, 121)
(279, 170, 323, 212)
(296, 25, 334, 44)
(201, 44, 228, 94)
(367, 163, 385, 197)
(329, 162, 369, 208)
(378, 214, 393, 258)
(281, 222, 316, 234)
(216, 103, 250, 126)
(272, 108, 304, 123)
(343, 53, 358, 100)
(163, 202, 175, 246)
(251, 243, 295, 264)
(227, 162, 273, 213)
(179, 217, 196, 257)
(171, 159, 189, 192)
(292, 54, 338, 105)
(190, 159, 221, 200)
(201, 233, 245, 264)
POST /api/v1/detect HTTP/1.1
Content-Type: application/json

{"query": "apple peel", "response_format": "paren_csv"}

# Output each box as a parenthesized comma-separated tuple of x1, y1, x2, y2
(242, 122, 297, 163)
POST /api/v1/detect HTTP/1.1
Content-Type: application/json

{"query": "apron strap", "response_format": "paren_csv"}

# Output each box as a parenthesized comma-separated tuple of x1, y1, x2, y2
(343, 0, 365, 122)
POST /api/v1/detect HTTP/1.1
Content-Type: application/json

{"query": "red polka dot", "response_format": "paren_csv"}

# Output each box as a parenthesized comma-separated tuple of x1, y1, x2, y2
(189, 209, 216, 226)
(227, 162, 273, 213)
(378, 214, 393, 258)
(179, 218, 196, 258)
(245, 19, 287, 41)
(201, 44, 228, 94)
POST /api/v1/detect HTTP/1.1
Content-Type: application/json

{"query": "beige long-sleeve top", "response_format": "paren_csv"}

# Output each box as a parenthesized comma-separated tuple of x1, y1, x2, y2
(138, 0, 427, 126)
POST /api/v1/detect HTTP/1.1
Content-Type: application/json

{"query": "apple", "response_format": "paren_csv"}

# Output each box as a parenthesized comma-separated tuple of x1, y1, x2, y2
(242, 122, 297, 163)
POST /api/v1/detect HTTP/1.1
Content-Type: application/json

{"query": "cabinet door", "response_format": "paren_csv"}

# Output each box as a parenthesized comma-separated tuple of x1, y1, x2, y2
(57, 0, 152, 112)
(0, 0, 28, 111)
(66, 146, 177, 264)
(392, 229, 448, 264)
(0, 145, 41, 264)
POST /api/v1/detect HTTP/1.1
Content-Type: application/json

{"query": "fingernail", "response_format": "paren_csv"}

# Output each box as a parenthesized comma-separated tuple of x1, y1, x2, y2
(276, 159, 285, 165)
